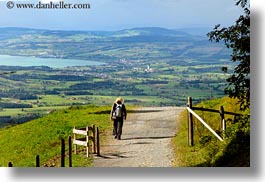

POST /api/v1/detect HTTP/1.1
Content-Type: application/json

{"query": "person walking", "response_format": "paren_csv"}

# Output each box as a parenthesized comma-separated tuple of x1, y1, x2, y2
(110, 97, 127, 140)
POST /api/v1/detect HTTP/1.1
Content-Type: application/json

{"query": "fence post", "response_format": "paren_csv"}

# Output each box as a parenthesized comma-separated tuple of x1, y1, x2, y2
(8, 162, 13, 167)
(36, 155, 40, 167)
(92, 124, 96, 154)
(220, 106, 226, 138)
(86, 126, 89, 158)
(68, 135, 72, 167)
(97, 127, 100, 156)
(187, 97, 194, 146)
(73, 126, 77, 154)
(61, 138, 65, 167)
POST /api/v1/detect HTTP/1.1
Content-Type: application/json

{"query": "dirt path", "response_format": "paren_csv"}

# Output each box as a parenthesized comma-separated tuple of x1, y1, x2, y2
(93, 107, 185, 167)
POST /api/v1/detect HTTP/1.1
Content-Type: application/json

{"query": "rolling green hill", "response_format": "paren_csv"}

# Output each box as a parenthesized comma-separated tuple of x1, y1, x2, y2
(0, 97, 250, 167)
(0, 27, 229, 61)
(0, 27, 235, 132)
(0, 105, 113, 167)
(0, 27, 234, 120)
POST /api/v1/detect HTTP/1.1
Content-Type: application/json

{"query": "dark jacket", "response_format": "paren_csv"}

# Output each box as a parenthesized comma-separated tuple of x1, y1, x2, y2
(110, 103, 127, 120)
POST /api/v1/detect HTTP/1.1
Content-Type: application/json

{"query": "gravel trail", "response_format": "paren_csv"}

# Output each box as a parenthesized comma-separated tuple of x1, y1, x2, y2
(93, 107, 185, 167)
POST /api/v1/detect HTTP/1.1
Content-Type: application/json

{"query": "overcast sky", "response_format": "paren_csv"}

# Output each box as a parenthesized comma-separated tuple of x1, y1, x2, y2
(0, 0, 244, 31)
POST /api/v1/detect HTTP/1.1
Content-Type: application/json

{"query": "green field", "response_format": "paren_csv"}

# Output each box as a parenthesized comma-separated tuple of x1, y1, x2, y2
(0, 27, 234, 128)
(0, 97, 250, 167)
(0, 105, 114, 167)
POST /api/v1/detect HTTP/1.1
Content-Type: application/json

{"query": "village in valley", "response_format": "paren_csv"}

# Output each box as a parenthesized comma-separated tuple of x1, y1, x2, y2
(0, 27, 232, 127)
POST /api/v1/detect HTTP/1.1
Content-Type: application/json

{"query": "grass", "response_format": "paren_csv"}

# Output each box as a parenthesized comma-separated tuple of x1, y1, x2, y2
(1, 93, 173, 121)
(173, 96, 250, 167)
(0, 105, 114, 167)
(0, 106, 69, 117)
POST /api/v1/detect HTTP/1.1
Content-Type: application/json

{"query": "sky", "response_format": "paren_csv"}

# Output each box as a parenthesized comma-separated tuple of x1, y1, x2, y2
(0, 0, 245, 31)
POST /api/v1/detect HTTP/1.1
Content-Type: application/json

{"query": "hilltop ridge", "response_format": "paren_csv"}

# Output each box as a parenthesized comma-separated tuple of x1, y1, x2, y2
(0, 26, 200, 39)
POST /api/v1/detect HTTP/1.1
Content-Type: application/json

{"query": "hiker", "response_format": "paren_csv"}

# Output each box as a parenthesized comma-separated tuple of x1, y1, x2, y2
(110, 97, 127, 140)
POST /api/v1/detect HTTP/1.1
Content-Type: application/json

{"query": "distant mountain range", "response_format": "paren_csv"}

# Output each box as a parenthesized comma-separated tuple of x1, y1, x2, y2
(0, 26, 229, 62)
(0, 27, 210, 40)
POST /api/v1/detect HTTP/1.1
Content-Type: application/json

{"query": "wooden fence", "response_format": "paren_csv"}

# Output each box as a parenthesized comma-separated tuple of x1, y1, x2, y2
(8, 124, 100, 167)
(73, 125, 100, 157)
(186, 97, 242, 146)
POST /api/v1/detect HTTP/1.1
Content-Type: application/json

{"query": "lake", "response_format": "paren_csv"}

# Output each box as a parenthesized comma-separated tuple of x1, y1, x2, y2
(0, 55, 105, 68)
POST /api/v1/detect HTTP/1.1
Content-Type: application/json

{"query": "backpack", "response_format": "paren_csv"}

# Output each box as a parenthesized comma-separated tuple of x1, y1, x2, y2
(114, 104, 123, 118)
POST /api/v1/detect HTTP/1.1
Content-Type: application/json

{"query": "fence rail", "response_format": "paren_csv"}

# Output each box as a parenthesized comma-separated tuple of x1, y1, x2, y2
(73, 125, 100, 157)
(186, 107, 223, 142)
(191, 106, 242, 116)
(186, 97, 241, 146)
(8, 124, 101, 167)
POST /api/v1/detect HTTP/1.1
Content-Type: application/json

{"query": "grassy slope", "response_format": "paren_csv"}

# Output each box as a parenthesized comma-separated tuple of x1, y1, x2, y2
(0, 105, 113, 167)
(173, 96, 250, 167)
(0, 96, 250, 167)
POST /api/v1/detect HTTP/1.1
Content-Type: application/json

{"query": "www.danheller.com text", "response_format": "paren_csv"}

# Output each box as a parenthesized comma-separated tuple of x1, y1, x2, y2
(6, 1, 91, 10)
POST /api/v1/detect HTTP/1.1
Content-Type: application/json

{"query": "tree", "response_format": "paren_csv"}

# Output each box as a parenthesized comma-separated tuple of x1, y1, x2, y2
(207, 0, 250, 111)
